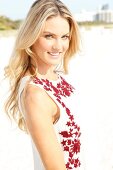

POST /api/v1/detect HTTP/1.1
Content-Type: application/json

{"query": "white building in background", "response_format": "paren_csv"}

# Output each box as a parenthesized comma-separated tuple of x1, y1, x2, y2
(94, 6, 113, 23)
(74, 4, 113, 23)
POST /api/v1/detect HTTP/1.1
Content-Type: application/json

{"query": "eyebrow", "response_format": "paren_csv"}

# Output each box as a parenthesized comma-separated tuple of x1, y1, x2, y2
(43, 31, 70, 36)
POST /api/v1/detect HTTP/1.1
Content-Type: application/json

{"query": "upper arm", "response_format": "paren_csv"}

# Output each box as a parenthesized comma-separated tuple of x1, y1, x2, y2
(21, 85, 66, 170)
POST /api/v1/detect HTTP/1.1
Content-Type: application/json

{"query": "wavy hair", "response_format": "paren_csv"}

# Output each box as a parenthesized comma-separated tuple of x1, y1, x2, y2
(4, 0, 80, 131)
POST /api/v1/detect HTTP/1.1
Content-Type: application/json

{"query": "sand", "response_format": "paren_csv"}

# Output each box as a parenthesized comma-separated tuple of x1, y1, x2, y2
(0, 27, 113, 170)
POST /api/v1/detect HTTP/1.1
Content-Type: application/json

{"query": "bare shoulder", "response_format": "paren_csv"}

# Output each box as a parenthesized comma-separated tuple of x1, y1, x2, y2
(22, 83, 57, 119)
(24, 83, 47, 102)
(20, 84, 66, 170)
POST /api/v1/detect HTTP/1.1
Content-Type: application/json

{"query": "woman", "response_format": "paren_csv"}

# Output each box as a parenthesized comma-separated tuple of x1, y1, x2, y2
(5, 0, 81, 169)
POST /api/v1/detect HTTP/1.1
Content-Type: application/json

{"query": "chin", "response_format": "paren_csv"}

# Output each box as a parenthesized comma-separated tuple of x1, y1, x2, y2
(51, 60, 61, 66)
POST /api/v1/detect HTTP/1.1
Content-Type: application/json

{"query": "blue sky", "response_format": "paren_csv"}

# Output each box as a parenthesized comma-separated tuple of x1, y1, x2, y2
(0, 0, 113, 20)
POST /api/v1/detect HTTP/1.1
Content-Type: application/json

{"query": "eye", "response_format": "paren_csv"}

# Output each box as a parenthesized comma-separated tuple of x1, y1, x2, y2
(62, 35, 69, 40)
(45, 34, 53, 39)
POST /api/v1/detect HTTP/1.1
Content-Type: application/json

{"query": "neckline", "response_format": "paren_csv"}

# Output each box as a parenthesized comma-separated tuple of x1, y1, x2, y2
(35, 73, 61, 84)
(21, 73, 61, 84)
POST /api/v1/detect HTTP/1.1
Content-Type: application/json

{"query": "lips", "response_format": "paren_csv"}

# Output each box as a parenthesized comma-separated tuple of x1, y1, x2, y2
(48, 52, 61, 58)
(48, 52, 60, 55)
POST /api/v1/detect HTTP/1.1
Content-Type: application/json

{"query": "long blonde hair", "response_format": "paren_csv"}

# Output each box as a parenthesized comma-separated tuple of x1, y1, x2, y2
(4, 0, 80, 131)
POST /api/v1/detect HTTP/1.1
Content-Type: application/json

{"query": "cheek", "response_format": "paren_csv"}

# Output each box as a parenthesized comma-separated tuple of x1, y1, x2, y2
(37, 39, 51, 52)
(33, 40, 50, 53)
(64, 42, 69, 51)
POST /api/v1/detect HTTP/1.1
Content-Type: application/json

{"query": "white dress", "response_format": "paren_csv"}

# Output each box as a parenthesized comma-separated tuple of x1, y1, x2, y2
(18, 75, 81, 170)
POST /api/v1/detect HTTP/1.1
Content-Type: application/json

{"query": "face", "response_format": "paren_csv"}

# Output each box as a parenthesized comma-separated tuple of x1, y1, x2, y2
(32, 15, 70, 69)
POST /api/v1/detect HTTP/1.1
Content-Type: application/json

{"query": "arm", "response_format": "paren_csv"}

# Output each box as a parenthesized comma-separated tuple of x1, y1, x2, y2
(21, 84, 66, 170)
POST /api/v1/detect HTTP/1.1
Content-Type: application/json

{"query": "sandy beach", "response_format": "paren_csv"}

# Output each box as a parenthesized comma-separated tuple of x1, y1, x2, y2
(0, 27, 113, 170)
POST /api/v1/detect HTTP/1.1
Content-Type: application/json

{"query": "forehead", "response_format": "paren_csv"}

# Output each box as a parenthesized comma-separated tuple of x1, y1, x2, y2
(42, 16, 70, 34)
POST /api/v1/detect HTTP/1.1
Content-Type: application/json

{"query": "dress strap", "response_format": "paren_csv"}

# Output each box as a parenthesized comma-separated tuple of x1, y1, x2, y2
(18, 75, 61, 117)
(18, 76, 31, 115)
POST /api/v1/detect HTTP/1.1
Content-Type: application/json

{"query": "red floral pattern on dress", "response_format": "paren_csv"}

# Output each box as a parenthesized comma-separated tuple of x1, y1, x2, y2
(33, 75, 81, 169)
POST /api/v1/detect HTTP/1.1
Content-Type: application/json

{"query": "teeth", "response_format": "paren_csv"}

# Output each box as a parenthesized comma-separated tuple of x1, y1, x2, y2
(49, 52, 59, 56)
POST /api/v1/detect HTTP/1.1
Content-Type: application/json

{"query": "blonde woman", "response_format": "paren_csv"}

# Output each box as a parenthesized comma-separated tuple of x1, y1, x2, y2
(5, 0, 81, 169)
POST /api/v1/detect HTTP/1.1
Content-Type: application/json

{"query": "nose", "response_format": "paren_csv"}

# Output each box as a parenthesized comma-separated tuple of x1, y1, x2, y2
(52, 39, 62, 51)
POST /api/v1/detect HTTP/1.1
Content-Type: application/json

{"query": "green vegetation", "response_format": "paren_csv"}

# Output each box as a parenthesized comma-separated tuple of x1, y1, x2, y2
(0, 15, 22, 30)
(78, 21, 113, 28)
(0, 15, 113, 32)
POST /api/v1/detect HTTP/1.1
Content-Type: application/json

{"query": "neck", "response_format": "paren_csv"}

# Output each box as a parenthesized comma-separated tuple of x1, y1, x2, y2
(30, 58, 58, 80)
(37, 69, 58, 81)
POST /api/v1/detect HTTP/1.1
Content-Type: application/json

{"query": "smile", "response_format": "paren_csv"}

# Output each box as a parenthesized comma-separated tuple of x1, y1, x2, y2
(48, 52, 61, 58)
(48, 52, 60, 56)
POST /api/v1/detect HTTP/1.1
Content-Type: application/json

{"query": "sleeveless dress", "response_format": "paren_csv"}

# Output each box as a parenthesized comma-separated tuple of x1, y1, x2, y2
(18, 74, 81, 170)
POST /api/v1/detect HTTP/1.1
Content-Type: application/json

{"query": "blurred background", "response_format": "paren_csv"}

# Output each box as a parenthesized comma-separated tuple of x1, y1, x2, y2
(0, 0, 113, 170)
